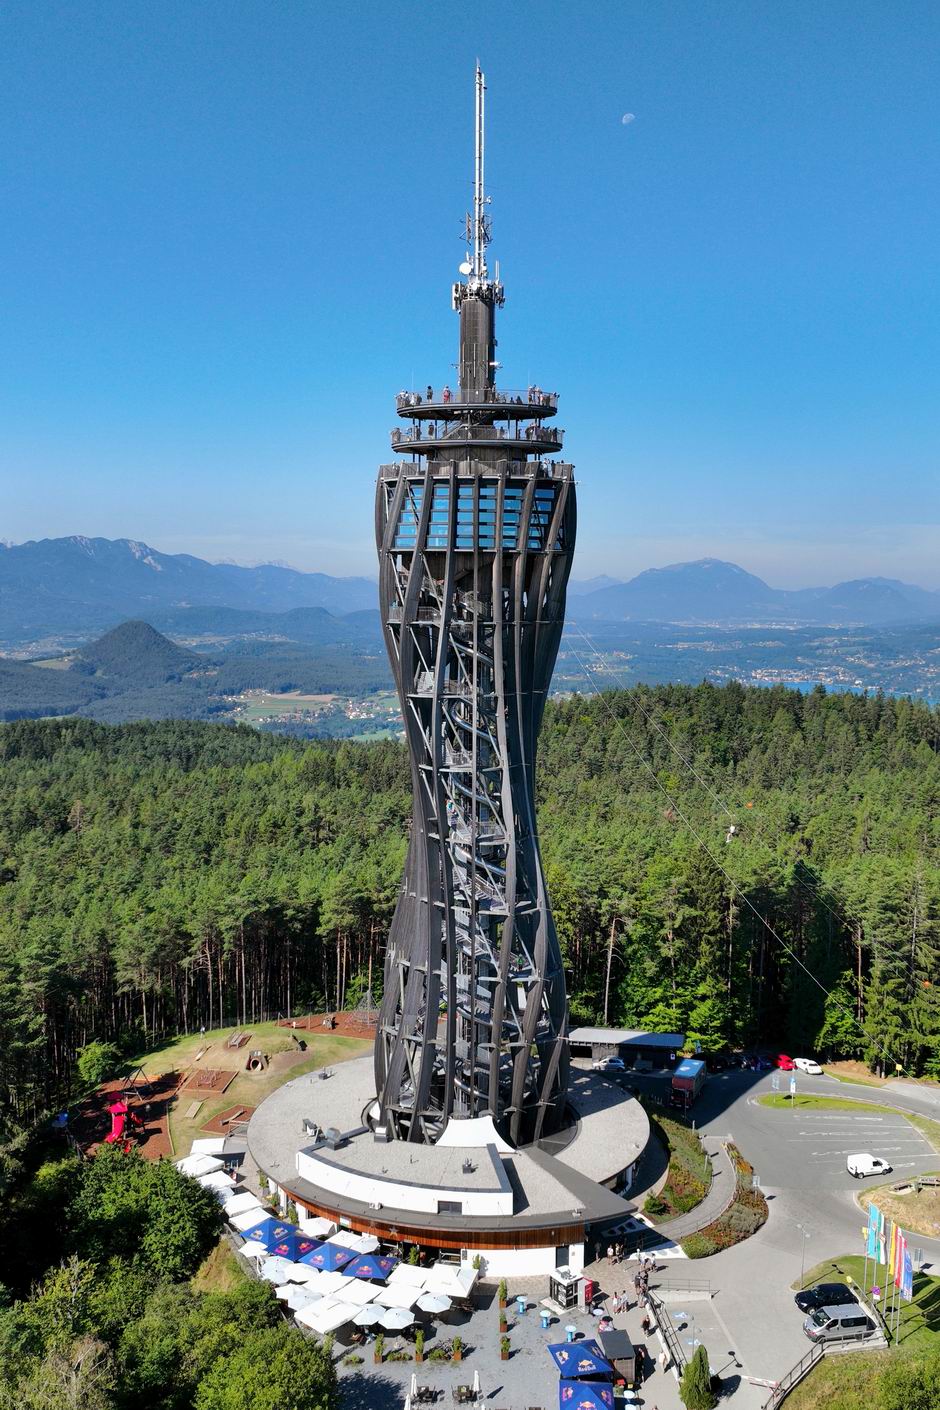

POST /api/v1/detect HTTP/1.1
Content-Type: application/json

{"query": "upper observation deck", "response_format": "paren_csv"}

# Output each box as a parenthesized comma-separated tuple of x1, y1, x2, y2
(396, 387, 558, 420)
(391, 421, 564, 456)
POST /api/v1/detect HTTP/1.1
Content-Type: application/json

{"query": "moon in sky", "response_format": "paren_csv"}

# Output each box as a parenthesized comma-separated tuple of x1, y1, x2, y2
(622, 113, 636, 125)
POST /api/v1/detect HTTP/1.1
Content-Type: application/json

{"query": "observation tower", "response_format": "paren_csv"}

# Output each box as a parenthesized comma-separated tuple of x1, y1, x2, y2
(374, 67, 576, 1146)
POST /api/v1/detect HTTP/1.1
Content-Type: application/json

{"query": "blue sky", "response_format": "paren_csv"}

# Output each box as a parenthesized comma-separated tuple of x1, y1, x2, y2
(2, 1, 938, 586)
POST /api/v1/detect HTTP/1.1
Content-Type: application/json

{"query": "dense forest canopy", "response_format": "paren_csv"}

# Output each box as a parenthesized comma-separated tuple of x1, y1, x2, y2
(1, 683, 938, 1143)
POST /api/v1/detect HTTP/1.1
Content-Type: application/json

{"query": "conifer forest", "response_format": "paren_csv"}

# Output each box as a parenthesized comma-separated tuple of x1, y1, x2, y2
(1, 682, 939, 1146)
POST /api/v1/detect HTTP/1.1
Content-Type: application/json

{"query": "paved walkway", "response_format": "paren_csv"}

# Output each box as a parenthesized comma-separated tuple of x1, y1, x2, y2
(656, 1140, 736, 1241)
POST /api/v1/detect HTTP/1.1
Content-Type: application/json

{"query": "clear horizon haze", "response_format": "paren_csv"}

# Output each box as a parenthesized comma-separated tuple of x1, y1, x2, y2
(2, 1, 939, 588)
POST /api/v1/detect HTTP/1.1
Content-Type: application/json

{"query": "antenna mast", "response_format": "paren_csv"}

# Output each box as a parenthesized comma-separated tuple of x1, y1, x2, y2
(473, 63, 487, 281)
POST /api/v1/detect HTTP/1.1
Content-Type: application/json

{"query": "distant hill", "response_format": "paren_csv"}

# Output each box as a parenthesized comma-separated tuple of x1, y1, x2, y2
(570, 558, 940, 625)
(75, 620, 205, 686)
(568, 575, 624, 596)
(0, 536, 377, 643)
(0, 617, 391, 723)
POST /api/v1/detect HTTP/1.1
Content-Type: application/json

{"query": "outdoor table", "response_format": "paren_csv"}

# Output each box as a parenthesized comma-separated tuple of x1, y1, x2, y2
(565, 1324, 577, 1343)
(516, 1295, 527, 1316)
(540, 1309, 551, 1330)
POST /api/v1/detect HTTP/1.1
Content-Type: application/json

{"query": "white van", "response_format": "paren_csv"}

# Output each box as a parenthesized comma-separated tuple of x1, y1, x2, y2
(803, 1304, 876, 1343)
(846, 1153, 891, 1178)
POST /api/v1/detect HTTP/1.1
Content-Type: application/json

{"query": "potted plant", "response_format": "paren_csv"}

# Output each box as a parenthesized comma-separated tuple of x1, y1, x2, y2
(452, 1335, 462, 1363)
(471, 1253, 483, 1272)
(499, 1310, 508, 1334)
(373, 1334, 384, 1366)
(500, 1334, 510, 1362)
(415, 1330, 424, 1364)
(497, 1278, 508, 1310)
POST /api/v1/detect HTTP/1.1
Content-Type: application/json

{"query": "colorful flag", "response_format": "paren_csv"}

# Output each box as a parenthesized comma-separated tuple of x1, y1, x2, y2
(889, 1222, 899, 1280)
(878, 1210, 887, 1267)
(894, 1230, 906, 1290)
(901, 1248, 914, 1302)
(866, 1202, 880, 1259)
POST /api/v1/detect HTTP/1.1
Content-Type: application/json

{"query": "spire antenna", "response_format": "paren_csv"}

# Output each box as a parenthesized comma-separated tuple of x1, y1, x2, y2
(473, 63, 488, 281)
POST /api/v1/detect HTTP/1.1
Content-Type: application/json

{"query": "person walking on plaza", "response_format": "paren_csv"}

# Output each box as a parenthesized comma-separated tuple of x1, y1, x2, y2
(607, 1244, 614, 1267)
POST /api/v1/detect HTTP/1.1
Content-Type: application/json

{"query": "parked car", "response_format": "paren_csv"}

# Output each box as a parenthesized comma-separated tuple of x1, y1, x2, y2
(803, 1305, 876, 1343)
(776, 1054, 795, 1071)
(847, 1153, 892, 1178)
(703, 1052, 729, 1073)
(794, 1282, 860, 1313)
(794, 1058, 823, 1075)
(592, 1056, 626, 1073)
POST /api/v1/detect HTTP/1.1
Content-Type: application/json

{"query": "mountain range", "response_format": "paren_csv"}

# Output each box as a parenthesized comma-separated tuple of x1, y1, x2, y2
(0, 536, 378, 644)
(2, 538, 940, 650)
(568, 558, 940, 626)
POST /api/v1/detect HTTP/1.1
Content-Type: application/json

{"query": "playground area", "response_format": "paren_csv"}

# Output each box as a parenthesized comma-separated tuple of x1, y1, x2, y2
(70, 1070, 177, 1159)
(68, 1017, 373, 1162)
(277, 1008, 378, 1040)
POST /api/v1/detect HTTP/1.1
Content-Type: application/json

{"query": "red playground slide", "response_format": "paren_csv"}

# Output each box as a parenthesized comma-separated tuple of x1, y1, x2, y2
(104, 1100, 142, 1147)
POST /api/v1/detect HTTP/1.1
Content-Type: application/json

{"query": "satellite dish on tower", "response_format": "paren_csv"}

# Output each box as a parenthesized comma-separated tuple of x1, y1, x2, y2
(459, 259, 472, 276)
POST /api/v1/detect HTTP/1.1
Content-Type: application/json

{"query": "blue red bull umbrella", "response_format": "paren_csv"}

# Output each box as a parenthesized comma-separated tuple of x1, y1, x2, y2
(266, 1229, 323, 1261)
(344, 1253, 399, 1282)
(558, 1383, 615, 1410)
(240, 1216, 297, 1248)
(547, 1341, 614, 1380)
(300, 1241, 356, 1272)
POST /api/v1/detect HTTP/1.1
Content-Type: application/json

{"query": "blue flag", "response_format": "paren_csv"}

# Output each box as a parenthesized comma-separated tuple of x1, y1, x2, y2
(866, 1202, 880, 1259)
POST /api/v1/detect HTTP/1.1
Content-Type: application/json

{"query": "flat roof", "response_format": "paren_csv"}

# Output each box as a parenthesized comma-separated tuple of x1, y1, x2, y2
(568, 1027, 685, 1048)
(673, 1058, 706, 1078)
(246, 1055, 640, 1234)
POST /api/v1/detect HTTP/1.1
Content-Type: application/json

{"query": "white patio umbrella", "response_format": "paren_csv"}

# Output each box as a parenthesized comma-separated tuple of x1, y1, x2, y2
(379, 1306, 415, 1331)
(329, 1230, 380, 1254)
(314, 1270, 355, 1297)
(338, 1280, 380, 1308)
(224, 1191, 264, 1219)
(352, 1304, 385, 1327)
(295, 1299, 359, 1335)
(289, 1263, 323, 1286)
(198, 1170, 236, 1194)
(276, 1285, 322, 1312)
(416, 1292, 452, 1315)
(423, 1263, 476, 1298)
(175, 1153, 223, 1177)
(231, 1207, 271, 1234)
(190, 1137, 227, 1156)
(372, 1285, 420, 1309)
(388, 1264, 430, 1289)
(299, 1215, 336, 1239)
(238, 1241, 267, 1260)
(260, 1256, 295, 1285)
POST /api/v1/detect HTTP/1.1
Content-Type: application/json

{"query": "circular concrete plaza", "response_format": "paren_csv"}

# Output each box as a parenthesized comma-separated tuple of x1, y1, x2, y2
(247, 1054, 651, 1274)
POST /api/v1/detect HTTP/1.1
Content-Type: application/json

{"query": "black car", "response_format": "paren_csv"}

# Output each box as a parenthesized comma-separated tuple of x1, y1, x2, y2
(794, 1282, 860, 1313)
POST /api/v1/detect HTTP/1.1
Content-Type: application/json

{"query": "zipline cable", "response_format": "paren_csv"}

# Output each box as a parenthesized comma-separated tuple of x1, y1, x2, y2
(563, 636, 864, 1034)
(568, 621, 867, 968)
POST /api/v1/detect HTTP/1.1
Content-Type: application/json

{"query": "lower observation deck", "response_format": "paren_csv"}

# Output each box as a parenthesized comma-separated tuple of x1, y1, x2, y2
(391, 423, 563, 455)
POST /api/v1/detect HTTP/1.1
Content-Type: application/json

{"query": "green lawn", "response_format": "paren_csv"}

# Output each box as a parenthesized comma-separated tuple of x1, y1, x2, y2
(757, 1093, 940, 1154)
(795, 1255, 940, 1350)
(758, 1093, 896, 1113)
(785, 1350, 890, 1410)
